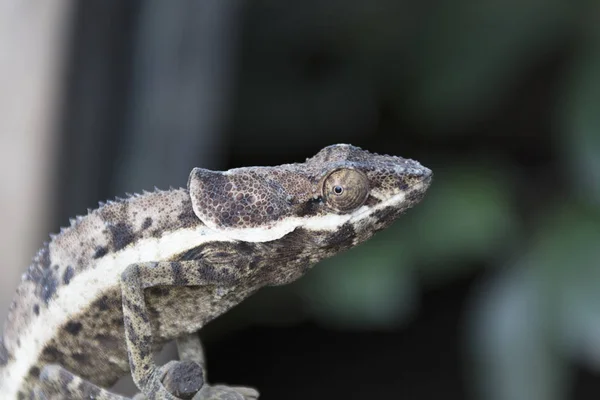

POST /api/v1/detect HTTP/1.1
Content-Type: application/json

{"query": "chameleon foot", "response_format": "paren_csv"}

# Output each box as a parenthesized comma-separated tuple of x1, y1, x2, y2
(175, 334, 259, 400)
(133, 360, 259, 400)
(193, 384, 260, 400)
(158, 360, 260, 400)
(133, 385, 258, 400)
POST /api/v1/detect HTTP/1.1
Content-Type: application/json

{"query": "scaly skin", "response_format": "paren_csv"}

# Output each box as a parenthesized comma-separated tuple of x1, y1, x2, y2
(0, 144, 432, 399)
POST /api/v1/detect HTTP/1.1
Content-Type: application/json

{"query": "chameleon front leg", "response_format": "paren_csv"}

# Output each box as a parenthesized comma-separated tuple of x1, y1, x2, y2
(120, 261, 259, 400)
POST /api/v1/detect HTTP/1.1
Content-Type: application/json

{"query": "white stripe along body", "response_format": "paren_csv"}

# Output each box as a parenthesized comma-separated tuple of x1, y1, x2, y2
(0, 144, 432, 399)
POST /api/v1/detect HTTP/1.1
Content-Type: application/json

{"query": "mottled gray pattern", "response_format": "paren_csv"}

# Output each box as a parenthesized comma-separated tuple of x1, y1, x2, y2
(2, 189, 200, 362)
(0, 144, 432, 400)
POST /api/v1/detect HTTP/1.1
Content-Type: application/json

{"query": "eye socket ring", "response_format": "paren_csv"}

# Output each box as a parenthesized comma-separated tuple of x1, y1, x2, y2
(322, 168, 369, 212)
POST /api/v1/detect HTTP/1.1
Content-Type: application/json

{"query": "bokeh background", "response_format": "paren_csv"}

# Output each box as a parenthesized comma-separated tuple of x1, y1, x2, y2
(1, 1, 600, 399)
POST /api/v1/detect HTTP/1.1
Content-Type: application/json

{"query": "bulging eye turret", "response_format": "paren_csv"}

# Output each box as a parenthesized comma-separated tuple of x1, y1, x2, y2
(322, 169, 369, 212)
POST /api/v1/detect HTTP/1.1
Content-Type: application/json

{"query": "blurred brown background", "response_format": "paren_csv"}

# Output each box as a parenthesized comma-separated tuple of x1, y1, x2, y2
(1, 1, 600, 399)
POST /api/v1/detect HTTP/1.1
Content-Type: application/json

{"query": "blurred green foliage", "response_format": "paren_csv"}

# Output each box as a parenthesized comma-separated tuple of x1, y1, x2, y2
(405, 0, 572, 127)
(51, 0, 600, 398)
(226, 1, 600, 398)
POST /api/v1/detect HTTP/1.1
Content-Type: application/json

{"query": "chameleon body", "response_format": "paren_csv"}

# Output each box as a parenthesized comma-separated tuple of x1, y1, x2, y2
(0, 144, 432, 399)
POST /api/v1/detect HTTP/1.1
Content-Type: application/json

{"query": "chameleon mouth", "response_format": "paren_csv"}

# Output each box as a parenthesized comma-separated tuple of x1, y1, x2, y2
(196, 165, 433, 243)
(349, 167, 432, 223)
(409, 164, 432, 183)
(418, 168, 433, 189)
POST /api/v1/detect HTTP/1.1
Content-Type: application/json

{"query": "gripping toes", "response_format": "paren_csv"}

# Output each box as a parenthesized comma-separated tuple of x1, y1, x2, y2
(156, 354, 259, 400)
(131, 360, 258, 400)
(193, 385, 260, 400)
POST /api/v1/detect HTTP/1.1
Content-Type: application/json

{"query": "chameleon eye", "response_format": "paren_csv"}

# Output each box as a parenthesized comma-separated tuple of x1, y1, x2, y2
(322, 169, 369, 212)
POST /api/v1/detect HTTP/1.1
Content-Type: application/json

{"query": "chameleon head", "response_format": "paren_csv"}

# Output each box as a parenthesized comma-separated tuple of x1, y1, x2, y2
(187, 144, 432, 245)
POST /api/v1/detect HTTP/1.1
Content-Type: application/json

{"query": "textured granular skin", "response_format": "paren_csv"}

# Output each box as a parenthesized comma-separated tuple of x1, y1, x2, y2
(0, 143, 432, 400)
(189, 144, 429, 230)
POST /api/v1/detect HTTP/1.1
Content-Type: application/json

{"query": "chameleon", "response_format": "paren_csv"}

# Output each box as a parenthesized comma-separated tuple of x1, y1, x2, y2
(0, 144, 432, 400)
